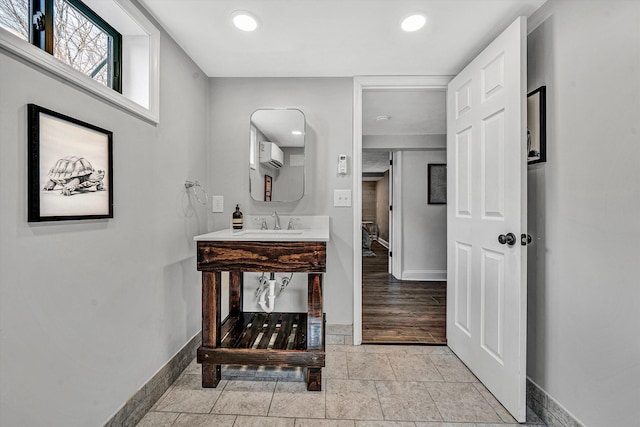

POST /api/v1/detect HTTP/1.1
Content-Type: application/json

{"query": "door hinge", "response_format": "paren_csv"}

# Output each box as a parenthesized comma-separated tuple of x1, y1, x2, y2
(390, 159, 393, 166)
(389, 205, 393, 211)
(389, 251, 393, 257)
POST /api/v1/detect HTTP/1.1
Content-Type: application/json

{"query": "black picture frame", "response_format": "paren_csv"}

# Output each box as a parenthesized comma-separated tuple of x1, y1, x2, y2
(264, 174, 272, 202)
(428, 163, 447, 205)
(527, 86, 547, 165)
(28, 104, 113, 222)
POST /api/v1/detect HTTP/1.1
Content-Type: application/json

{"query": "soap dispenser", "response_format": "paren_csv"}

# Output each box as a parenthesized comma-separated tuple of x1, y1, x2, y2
(232, 204, 243, 230)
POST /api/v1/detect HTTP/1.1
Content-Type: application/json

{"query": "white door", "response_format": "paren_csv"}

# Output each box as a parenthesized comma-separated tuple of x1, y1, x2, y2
(388, 151, 393, 274)
(390, 151, 403, 279)
(446, 17, 527, 422)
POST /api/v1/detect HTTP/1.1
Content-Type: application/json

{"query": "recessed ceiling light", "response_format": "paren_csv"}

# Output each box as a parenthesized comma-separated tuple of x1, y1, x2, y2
(375, 115, 391, 122)
(291, 130, 303, 135)
(232, 11, 259, 32)
(401, 14, 426, 32)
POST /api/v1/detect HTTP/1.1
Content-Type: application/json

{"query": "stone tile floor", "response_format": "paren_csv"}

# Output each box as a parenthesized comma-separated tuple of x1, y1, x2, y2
(137, 343, 546, 427)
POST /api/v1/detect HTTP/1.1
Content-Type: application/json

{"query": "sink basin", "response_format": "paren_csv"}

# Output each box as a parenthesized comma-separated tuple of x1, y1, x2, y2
(194, 215, 330, 242)
(237, 229, 303, 235)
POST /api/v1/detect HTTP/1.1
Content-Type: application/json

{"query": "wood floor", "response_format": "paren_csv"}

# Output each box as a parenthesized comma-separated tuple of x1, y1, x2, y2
(362, 240, 447, 344)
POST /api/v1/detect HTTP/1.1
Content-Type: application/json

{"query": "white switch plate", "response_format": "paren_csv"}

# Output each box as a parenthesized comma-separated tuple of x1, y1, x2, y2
(211, 196, 224, 213)
(334, 189, 352, 207)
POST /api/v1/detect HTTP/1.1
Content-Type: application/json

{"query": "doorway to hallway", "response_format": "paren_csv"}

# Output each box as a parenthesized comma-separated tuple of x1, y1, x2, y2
(362, 240, 447, 344)
(359, 86, 448, 345)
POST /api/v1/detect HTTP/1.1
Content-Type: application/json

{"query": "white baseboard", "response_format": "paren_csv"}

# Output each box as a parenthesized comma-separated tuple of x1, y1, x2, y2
(401, 270, 447, 281)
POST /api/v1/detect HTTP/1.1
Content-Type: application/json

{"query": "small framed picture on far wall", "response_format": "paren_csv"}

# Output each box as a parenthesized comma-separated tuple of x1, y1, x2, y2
(427, 163, 446, 205)
(264, 174, 272, 201)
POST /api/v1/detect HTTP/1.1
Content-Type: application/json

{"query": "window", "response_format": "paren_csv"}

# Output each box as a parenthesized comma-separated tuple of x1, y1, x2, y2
(1, 0, 160, 122)
(0, 0, 28, 41)
(52, 0, 121, 90)
(0, 0, 121, 91)
(250, 126, 257, 170)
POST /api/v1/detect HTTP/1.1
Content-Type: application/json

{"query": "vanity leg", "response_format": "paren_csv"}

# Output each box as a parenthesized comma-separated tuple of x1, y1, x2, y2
(229, 271, 243, 316)
(202, 364, 221, 388)
(306, 273, 323, 391)
(202, 271, 221, 387)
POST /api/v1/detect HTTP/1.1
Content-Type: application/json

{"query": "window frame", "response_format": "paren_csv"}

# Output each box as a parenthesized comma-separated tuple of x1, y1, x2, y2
(0, 0, 160, 123)
(29, 0, 122, 92)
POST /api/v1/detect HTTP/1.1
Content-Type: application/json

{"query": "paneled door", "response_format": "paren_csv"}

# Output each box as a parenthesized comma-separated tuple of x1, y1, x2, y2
(446, 17, 527, 421)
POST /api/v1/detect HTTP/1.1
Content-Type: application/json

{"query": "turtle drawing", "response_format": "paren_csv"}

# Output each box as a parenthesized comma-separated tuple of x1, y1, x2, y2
(43, 156, 106, 196)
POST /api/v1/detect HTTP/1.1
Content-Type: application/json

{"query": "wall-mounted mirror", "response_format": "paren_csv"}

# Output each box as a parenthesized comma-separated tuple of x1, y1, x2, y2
(249, 109, 305, 202)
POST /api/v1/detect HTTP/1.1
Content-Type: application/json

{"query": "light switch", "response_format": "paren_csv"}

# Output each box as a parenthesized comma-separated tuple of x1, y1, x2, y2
(211, 195, 224, 213)
(334, 189, 352, 207)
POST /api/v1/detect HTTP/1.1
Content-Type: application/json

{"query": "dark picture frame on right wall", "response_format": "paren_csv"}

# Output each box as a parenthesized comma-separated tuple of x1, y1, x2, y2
(527, 85, 547, 165)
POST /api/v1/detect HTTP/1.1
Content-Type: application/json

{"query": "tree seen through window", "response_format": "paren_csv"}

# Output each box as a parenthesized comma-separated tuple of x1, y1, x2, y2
(0, 0, 120, 91)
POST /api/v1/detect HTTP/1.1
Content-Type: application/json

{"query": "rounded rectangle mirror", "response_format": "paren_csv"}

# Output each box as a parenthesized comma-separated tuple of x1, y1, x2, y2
(249, 109, 305, 202)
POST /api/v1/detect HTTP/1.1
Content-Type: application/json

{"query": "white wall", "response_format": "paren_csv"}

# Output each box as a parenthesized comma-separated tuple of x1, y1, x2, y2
(397, 150, 447, 280)
(0, 12, 209, 427)
(274, 146, 305, 201)
(208, 78, 354, 324)
(526, 1, 640, 426)
(122, 35, 150, 108)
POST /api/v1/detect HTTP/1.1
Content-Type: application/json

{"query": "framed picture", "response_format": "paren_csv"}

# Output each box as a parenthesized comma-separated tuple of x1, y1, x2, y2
(427, 163, 447, 205)
(527, 86, 547, 165)
(28, 104, 113, 222)
(264, 174, 272, 201)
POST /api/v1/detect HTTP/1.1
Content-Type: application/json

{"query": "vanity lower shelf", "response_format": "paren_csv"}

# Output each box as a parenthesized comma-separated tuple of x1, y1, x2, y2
(197, 312, 326, 368)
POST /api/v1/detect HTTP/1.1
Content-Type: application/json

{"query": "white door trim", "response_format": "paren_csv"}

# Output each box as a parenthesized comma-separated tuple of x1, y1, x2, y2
(388, 151, 393, 274)
(352, 75, 453, 345)
(391, 151, 402, 279)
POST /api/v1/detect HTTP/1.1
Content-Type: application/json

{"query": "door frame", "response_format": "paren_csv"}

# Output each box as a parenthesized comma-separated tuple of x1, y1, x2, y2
(390, 150, 402, 278)
(352, 76, 453, 345)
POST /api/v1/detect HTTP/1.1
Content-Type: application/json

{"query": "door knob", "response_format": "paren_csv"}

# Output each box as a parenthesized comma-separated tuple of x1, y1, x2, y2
(521, 234, 532, 246)
(498, 232, 516, 246)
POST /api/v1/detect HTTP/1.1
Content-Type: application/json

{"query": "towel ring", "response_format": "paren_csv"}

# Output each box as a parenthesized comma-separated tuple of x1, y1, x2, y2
(185, 180, 208, 205)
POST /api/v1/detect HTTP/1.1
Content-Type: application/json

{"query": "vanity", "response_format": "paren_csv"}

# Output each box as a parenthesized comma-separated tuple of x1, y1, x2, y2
(194, 216, 329, 391)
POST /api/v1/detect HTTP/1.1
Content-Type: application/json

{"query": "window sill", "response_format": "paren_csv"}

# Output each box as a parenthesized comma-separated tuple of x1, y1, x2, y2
(0, 28, 159, 124)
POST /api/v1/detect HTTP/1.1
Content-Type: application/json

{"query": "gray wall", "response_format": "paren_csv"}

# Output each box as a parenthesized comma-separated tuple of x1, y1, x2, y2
(208, 78, 354, 324)
(0, 17, 209, 427)
(398, 150, 447, 280)
(273, 146, 305, 201)
(527, 1, 640, 426)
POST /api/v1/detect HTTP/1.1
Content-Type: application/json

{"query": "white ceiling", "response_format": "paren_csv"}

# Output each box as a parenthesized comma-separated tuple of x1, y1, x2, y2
(362, 89, 446, 176)
(251, 109, 305, 147)
(362, 151, 391, 176)
(139, 0, 546, 77)
(363, 89, 446, 136)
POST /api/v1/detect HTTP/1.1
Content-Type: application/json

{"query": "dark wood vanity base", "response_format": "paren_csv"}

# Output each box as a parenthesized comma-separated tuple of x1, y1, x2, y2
(197, 241, 326, 391)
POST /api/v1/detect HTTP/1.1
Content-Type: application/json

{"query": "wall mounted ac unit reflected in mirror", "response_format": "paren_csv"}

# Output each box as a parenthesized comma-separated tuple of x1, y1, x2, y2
(260, 141, 284, 169)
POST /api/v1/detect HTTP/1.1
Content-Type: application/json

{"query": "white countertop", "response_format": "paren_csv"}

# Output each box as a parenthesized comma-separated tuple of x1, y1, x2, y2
(194, 215, 330, 242)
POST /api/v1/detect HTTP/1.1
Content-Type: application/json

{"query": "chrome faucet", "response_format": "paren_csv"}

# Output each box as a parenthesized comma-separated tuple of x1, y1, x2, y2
(287, 218, 298, 230)
(272, 211, 281, 230)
